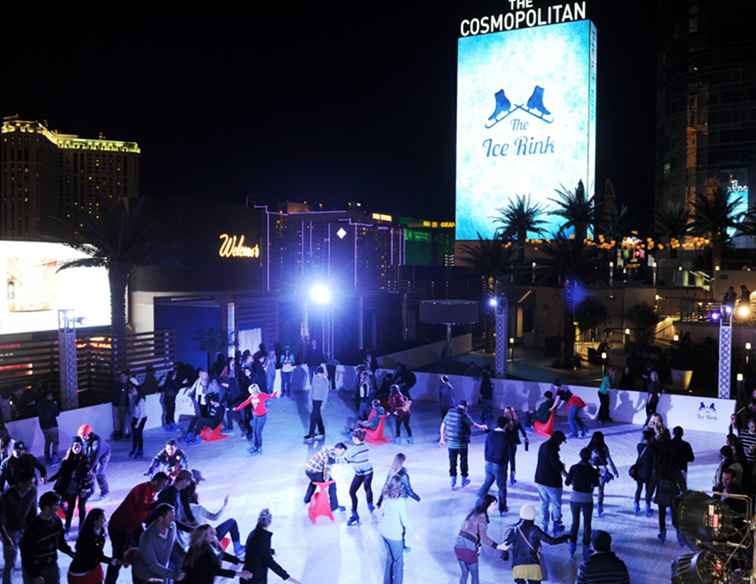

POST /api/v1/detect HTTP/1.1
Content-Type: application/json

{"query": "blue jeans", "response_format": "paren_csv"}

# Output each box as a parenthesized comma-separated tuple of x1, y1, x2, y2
(567, 406, 586, 436)
(477, 462, 507, 511)
(536, 483, 563, 529)
(252, 414, 267, 449)
(382, 537, 404, 584)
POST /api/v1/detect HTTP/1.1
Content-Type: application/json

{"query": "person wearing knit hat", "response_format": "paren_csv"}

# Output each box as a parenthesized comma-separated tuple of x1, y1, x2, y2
(576, 530, 630, 584)
(503, 503, 569, 583)
(534, 431, 568, 536)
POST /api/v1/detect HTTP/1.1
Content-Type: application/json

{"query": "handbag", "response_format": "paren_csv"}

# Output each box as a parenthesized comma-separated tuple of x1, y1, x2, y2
(629, 446, 647, 480)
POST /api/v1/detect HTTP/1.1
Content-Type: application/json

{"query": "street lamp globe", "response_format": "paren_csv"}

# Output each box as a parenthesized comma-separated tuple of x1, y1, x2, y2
(309, 283, 332, 305)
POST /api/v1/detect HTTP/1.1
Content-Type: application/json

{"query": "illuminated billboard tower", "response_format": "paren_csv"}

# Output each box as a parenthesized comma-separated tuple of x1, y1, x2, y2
(455, 18, 597, 240)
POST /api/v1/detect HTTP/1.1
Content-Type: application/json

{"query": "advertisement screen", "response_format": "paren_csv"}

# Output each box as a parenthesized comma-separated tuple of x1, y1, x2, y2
(456, 20, 597, 240)
(1, 241, 111, 334)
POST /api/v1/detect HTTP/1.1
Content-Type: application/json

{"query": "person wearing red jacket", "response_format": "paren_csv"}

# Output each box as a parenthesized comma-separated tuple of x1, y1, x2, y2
(234, 384, 280, 455)
(558, 389, 588, 439)
(104, 472, 169, 584)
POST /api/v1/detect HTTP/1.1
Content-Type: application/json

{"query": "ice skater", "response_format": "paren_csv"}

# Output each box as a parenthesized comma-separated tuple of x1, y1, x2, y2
(502, 406, 528, 486)
(586, 432, 618, 517)
(440, 401, 487, 490)
(77, 424, 111, 499)
(454, 494, 508, 584)
(304, 365, 329, 442)
(344, 430, 374, 526)
(145, 439, 189, 480)
(388, 385, 413, 445)
(303, 443, 347, 513)
(234, 383, 280, 455)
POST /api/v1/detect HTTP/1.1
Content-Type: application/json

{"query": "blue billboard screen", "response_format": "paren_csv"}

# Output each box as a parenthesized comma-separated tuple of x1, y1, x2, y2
(456, 20, 597, 240)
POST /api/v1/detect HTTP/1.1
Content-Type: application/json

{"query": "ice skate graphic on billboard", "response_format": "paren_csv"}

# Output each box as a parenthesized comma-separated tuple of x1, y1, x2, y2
(456, 20, 597, 240)
(486, 85, 553, 128)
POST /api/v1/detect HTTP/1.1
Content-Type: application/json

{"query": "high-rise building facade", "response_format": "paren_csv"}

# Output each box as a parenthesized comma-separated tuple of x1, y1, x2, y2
(656, 0, 755, 232)
(0, 117, 140, 238)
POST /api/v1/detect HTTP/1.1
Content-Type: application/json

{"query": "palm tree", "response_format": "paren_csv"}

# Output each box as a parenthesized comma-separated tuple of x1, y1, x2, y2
(550, 180, 598, 244)
(459, 232, 512, 294)
(56, 197, 157, 370)
(540, 231, 600, 367)
(655, 202, 691, 258)
(690, 187, 744, 268)
(492, 194, 547, 266)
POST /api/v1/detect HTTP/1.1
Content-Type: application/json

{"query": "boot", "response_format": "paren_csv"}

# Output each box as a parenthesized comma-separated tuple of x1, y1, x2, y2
(367, 503, 375, 514)
(526, 85, 551, 116)
(450, 476, 457, 490)
(568, 541, 576, 557)
(553, 523, 565, 536)
(347, 513, 360, 526)
(234, 542, 245, 557)
(633, 500, 640, 514)
(487, 89, 512, 124)
(394, 437, 402, 444)
(597, 503, 604, 517)
(510, 471, 517, 486)
(657, 530, 667, 543)
(461, 477, 471, 488)
(645, 503, 653, 517)
(406, 437, 414, 444)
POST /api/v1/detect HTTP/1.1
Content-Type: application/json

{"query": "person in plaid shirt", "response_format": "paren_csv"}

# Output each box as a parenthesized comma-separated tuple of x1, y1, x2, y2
(303, 443, 347, 513)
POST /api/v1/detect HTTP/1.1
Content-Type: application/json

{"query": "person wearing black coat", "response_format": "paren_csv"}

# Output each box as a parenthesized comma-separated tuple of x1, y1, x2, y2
(477, 416, 509, 513)
(37, 391, 60, 464)
(633, 430, 656, 516)
(67, 508, 115, 583)
(241, 509, 301, 584)
(654, 430, 683, 543)
(503, 503, 568, 583)
(575, 530, 630, 584)
(180, 524, 250, 584)
(565, 448, 600, 559)
(77, 426, 112, 498)
(534, 431, 567, 535)
(48, 437, 94, 533)
(669, 426, 695, 491)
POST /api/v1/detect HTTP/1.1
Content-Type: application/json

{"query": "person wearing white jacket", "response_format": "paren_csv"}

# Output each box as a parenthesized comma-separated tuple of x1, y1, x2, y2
(128, 384, 148, 459)
(377, 475, 410, 584)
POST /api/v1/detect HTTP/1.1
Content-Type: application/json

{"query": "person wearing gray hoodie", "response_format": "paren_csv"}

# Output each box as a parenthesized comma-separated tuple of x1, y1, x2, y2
(132, 503, 184, 584)
(305, 366, 330, 441)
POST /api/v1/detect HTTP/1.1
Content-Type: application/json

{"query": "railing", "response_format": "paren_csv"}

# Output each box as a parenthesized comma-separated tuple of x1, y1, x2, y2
(0, 330, 175, 413)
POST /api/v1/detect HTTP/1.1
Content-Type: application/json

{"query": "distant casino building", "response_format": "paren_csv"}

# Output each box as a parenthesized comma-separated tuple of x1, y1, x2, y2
(656, 0, 755, 239)
(0, 116, 140, 238)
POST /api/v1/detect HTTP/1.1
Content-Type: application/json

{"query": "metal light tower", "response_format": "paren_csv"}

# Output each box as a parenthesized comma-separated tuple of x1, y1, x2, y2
(495, 295, 509, 378)
(57, 309, 79, 410)
(718, 306, 733, 399)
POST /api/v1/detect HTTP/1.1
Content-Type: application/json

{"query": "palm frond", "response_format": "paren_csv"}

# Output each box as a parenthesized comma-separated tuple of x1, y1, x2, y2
(549, 180, 597, 240)
(57, 257, 108, 272)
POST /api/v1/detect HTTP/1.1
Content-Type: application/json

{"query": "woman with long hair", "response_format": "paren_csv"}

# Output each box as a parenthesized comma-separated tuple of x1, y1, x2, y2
(67, 508, 117, 584)
(586, 432, 618, 517)
(241, 509, 302, 584)
(129, 384, 148, 458)
(454, 494, 508, 584)
(645, 413, 666, 440)
(388, 385, 413, 445)
(49, 436, 94, 533)
(181, 524, 251, 584)
(377, 453, 421, 508)
(377, 476, 409, 584)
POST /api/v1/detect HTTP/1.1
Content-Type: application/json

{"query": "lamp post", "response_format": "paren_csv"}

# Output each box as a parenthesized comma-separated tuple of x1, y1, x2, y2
(531, 261, 536, 285)
(746, 341, 752, 366)
(508, 337, 515, 361)
(601, 351, 607, 376)
(609, 261, 613, 287)
(718, 305, 733, 399)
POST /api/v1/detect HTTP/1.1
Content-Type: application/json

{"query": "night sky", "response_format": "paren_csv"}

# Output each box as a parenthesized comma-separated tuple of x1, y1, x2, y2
(1, 2, 656, 225)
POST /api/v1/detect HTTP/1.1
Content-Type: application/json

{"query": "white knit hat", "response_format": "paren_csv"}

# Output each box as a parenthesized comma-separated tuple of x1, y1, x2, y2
(519, 504, 537, 521)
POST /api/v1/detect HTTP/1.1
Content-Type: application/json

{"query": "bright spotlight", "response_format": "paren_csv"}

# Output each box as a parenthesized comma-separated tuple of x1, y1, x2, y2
(735, 304, 750, 319)
(711, 312, 720, 321)
(488, 297, 498, 308)
(724, 305, 732, 315)
(309, 283, 332, 305)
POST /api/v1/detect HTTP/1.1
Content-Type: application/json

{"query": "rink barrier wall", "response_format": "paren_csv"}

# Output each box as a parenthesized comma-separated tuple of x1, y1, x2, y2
(9, 361, 732, 457)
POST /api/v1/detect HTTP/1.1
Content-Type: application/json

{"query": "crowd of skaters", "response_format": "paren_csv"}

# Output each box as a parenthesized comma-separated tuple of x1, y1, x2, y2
(0, 342, 753, 584)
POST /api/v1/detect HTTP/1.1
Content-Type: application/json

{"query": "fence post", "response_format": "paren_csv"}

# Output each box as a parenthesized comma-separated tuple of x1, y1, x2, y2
(57, 310, 79, 410)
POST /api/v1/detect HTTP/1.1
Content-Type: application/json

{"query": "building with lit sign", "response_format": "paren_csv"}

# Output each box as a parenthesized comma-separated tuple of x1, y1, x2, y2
(0, 116, 140, 239)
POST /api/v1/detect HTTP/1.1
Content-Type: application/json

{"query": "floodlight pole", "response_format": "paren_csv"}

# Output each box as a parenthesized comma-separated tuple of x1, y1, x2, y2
(57, 309, 79, 410)
(495, 295, 509, 378)
(718, 308, 733, 399)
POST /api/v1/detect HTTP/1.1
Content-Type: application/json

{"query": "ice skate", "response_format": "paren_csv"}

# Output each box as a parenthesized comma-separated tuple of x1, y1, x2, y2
(485, 89, 515, 128)
(523, 85, 553, 123)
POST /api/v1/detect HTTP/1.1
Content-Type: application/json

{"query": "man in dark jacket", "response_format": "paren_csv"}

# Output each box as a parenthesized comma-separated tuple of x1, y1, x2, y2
(0, 441, 46, 491)
(534, 430, 567, 535)
(78, 425, 111, 498)
(111, 371, 131, 440)
(633, 429, 656, 516)
(20, 491, 73, 583)
(670, 426, 695, 490)
(440, 401, 487, 490)
(576, 530, 629, 584)
(37, 391, 60, 464)
(477, 416, 509, 514)
(251, 354, 268, 394)
(0, 474, 36, 584)
(185, 394, 226, 443)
